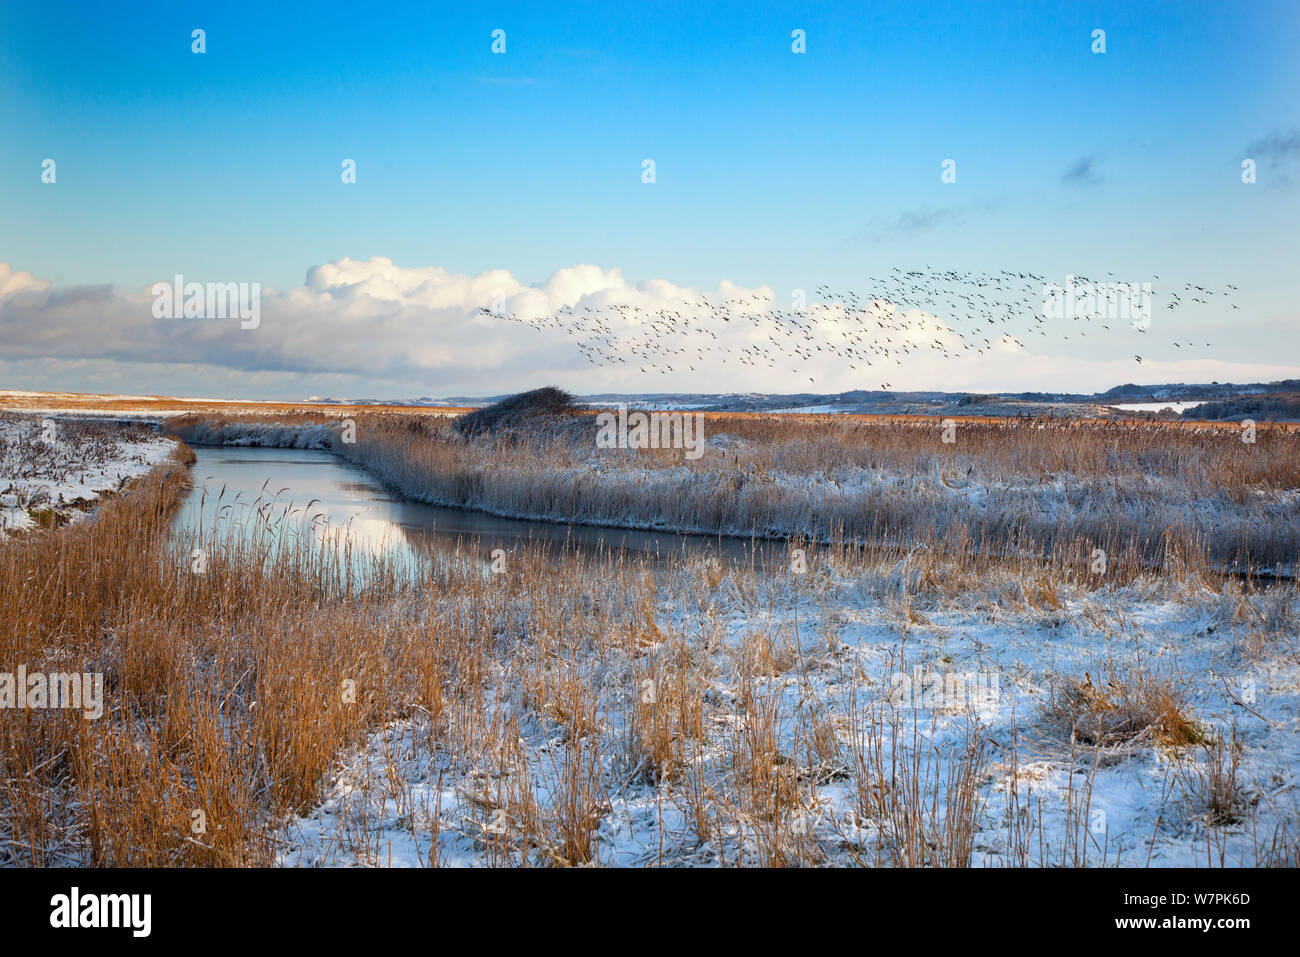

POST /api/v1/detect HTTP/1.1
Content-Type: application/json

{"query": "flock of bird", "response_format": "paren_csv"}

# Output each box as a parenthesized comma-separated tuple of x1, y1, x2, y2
(480, 266, 1238, 388)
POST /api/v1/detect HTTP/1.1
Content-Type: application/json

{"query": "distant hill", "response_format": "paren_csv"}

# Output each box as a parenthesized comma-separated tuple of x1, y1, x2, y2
(300, 379, 1300, 421)
(1181, 391, 1300, 422)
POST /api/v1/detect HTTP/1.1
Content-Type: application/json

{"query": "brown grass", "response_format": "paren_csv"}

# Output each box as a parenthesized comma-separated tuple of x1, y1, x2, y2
(165, 408, 1300, 578)
(4, 408, 1296, 868)
(1047, 659, 1205, 749)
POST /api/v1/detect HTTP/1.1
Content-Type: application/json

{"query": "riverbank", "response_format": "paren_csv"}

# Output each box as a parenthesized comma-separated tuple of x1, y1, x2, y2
(0, 413, 180, 533)
(4, 410, 1297, 867)
(167, 408, 1300, 866)
(165, 409, 1300, 580)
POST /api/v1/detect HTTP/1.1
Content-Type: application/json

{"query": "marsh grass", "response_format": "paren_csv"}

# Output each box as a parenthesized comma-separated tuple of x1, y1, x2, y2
(1046, 659, 1205, 749)
(3, 409, 1295, 867)
(167, 408, 1300, 577)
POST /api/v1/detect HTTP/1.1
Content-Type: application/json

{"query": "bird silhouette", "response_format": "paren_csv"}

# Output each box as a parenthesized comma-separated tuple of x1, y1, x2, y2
(478, 266, 1237, 386)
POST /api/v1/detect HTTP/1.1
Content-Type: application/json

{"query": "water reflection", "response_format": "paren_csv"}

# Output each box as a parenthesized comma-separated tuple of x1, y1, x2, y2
(172, 445, 778, 576)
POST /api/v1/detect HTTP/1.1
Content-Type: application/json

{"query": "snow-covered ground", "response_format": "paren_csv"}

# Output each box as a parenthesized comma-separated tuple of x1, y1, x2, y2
(36, 407, 1290, 868)
(0, 414, 176, 532)
(769, 404, 847, 414)
(278, 561, 1299, 868)
(6, 404, 1295, 868)
(1111, 401, 1205, 414)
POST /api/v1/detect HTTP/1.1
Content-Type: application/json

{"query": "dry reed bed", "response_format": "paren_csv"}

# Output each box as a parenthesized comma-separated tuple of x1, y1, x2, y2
(1, 445, 455, 864)
(280, 534, 1300, 867)
(168, 410, 1300, 575)
(1, 414, 173, 529)
(4, 418, 1296, 867)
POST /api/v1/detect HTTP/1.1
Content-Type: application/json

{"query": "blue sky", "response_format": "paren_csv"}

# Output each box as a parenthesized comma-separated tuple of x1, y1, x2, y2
(1, 0, 1297, 398)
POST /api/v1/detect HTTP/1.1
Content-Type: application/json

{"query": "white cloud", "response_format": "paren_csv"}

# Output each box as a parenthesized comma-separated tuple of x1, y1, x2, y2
(0, 263, 51, 299)
(0, 256, 1296, 399)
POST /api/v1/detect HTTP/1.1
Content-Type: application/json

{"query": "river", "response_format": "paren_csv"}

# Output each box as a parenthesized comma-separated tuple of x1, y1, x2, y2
(172, 445, 770, 573)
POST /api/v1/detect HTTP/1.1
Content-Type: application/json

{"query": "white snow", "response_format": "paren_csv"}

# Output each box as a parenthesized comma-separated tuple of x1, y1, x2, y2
(278, 562, 1300, 868)
(1111, 401, 1205, 414)
(0, 415, 176, 532)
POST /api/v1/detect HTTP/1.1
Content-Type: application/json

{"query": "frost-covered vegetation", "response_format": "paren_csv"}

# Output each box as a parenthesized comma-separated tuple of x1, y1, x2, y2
(167, 406, 1300, 576)
(3, 402, 1297, 867)
(0, 414, 177, 533)
(282, 544, 1300, 867)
